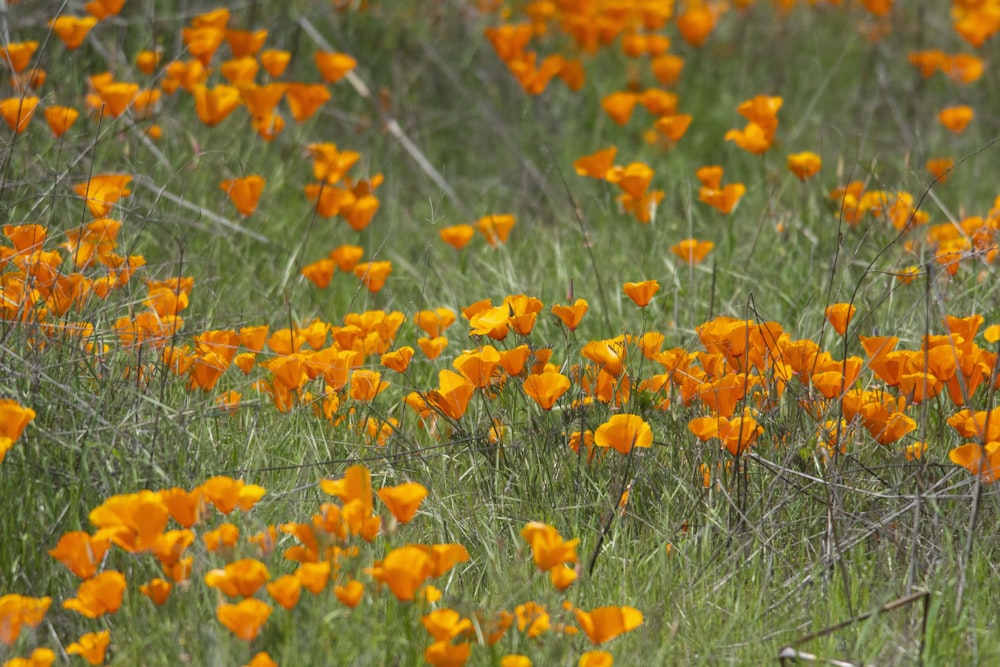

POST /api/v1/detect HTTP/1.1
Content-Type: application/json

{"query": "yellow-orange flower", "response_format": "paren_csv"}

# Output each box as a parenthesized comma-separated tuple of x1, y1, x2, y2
(939, 105, 974, 134)
(594, 414, 653, 454)
(623, 280, 659, 308)
(219, 175, 265, 217)
(787, 151, 822, 181)
(216, 598, 272, 641)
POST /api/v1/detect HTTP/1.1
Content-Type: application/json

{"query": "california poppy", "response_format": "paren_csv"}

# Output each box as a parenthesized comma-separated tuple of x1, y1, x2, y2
(73, 174, 132, 217)
(352, 260, 392, 292)
(427, 369, 476, 420)
(551, 298, 588, 330)
(523, 371, 571, 410)
(521, 522, 579, 572)
(574, 147, 617, 179)
(44, 105, 79, 137)
(594, 414, 652, 454)
(315, 51, 357, 83)
(439, 224, 476, 250)
(574, 605, 644, 644)
(1, 41, 38, 73)
(50, 16, 98, 50)
(139, 578, 172, 606)
(0, 95, 39, 133)
(219, 175, 265, 217)
(48, 531, 111, 579)
(225, 29, 268, 58)
(623, 280, 659, 308)
(335, 579, 365, 608)
(216, 598, 272, 641)
(284, 83, 331, 123)
(476, 214, 516, 247)
(259, 49, 291, 77)
(671, 238, 714, 265)
(67, 630, 110, 665)
(787, 151, 822, 181)
(938, 105, 974, 134)
(62, 571, 126, 618)
(266, 574, 302, 610)
(192, 84, 242, 126)
(377, 482, 428, 524)
(825, 303, 856, 335)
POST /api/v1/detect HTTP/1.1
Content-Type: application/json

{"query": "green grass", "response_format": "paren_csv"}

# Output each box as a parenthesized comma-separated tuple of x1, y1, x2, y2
(2, 0, 1000, 665)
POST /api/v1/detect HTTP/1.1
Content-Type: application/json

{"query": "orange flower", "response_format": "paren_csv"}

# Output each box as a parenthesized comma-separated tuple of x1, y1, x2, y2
(219, 175, 265, 217)
(48, 531, 111, 579)
(205, 558, 270, 598)
(424, 641, 472, 667)
(62, 571, 126, 618)
(203, 523, 240, 552)
(302, 257, 336, 288)
(699, 182, 746, 214)
(0, 96, 39, 133)
(651, 53, 684, 86)
(73, 174, 132, 217)
(244, 652, 278, 667)
(367, 545, 433, 601)
(938, 105, 974, 134)
(418, 336, 449, 360)
(260, 49, 291, 77)
(454, 345, 502, 387)
(594, 414, 653, 454)
(381, 346, 415, 373)
(43, 105, 79, 137)
(521, 522, 579, 572)
(182, 26, 225, 64)
(330, 244, 364, 272)
(67, 630, 110, 665)
(671, 238, 714, 265)
(0, 398, 35, 463)
(49, 16, 98, 49)
(427, 369, 476, 420)
(350, 369, 389, 402)
(926, 157, 954, 183)
(786, 151, 822, 181)
(623, 280, 659, 308)
(573, 147, 617, 179)
(423, 608, 473, 641)
(139, 578, 172, 606)
(1, 41, 38, 73)
(267, 575, 302, 610)
(523, 371, 571, 410)
(335, 579, 365, 608)
(949, 442, 1000, 483)
(476, 214, 516, 247)
(201, 476, 266, 514)
(225, 29, 268, 58)
(315, 51, 357, 83)
(285, 82, 331, 122)
(296, 561, 331, 594)
(377, 482, 428, 524)
(825, 302, 856, 335)
(135, 49, 161, 74)
(654, 114, 692, 142)
(0, 594, 51, 645)
(352, 260, 392, 292)
(217, 598, 272, 641)
(574, 605, 644, 644)
(515, 601, 550, 637)
(677, 4, 716, 46)
(192, 84, 242, 126)
(579, 651, 614, 667)
(551, 298, 588, 330)
(220, 57, 260, 85)
(439, 224, 475, 250)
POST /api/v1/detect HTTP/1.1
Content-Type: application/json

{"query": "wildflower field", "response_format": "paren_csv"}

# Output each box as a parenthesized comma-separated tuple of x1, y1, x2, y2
(2, 0, 1000, 664)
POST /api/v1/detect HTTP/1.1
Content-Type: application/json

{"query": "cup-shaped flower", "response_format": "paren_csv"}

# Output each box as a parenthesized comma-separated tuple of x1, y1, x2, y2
(523, 372, 571, 410)
(217, 598, 272, 641)
(671, 238, 714, 265)
(551, 298, 588, 330)
(573, 605, 644, 644)
(63, 571, 126, 618)
(219, 175, 265, 217)
(205, 558, 270, 598)
(67, 630, 110, 665)
(825, 303, 856, 335)
(521, 522, 579, 572)
(623, 280, 659, 308)
(315, 51, 357, 83)
(787, 151, 822, 181)
(377, 482, 428, 524)
(573, 147, 617, 179)
(594, 414, 653, 454)
(938, 105, 974, 134)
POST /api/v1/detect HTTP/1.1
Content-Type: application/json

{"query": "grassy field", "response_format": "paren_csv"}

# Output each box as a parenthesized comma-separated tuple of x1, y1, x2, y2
(2, 0, 1000, 665)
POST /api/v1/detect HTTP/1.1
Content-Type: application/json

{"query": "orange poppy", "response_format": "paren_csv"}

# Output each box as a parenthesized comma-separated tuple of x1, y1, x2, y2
(315, 51, 357, 83)
(825, 303, 856, 335)
(551, 298, 588, 330)
(350, 369, 390, 401)
(333, 579, 364, 608)
(579, 651, 614, 667)
(476, 214, 516, 247)
(139, 578, 172, 606)
(352, 260, 392, 292)
(367, 545, 433, 601)
(521, 522, 579, 572)
(182, 26, 225, 65)
(201, 476, 266, 514)
(48, 531, 111, 579)
(216, 598, 272, 641)
(1, 41, 38, 73)
(192, 84, 242, 126)
(439, 223, 476, 250)
(62, 571, 126, 618)
(602, 91, 638, 125)
(677, 4, 716, 46)
(203, 522, 240, 552)
(50, 16, 98, 49)
(302, 257, 336, 288)
(427, 369, 476, 420)
(43, 105, 79, 137)
(424, 641, 472, 667)
(938, 105, 974, 134)
(0, 95, 39, 133)
(523, 371, 571, 410)
(296, 561, 331, 594)
(219, 57, 260, 85)
(950, 442, 1000, 483)
(700, 182, 746, 214)
(260, 49, 291, 77)
(244, 652, 278, 667)
(573, 147, 617, 179)
(225, 29, 268, 58)
(454, 345, 502, 388)
(573, 605, 644, 644)
(926, 157, 954, 183)
(651, 53, 684, 86)
(285, 82, 331, 122)
(787, 151, 822, 181)
(377, 482, 428, 523)
(594, 414, 653, 454)
(623, 280, 659, 308)
(671, 238, 714, 265)
(265, 574, 302, 610)
(67, 630, 110, 665)
(381, 346, 414, 373)
(219, 175, 265, 217)
(73, 174, 132, 218)
(654, 113, 692, 142)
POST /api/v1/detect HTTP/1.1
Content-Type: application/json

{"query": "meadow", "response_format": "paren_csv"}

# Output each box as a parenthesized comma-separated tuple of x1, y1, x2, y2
(1, 0, 1000, 665)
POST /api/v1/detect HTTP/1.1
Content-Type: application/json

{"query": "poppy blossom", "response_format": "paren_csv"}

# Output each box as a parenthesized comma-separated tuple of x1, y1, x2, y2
(367, 545, 433, 601)
(48, 531, 111, 579)
(315, 51, 357, 83)
(926, 157, 954, 183)
(353, 261, 392, 292)
(260, 49, 291, 77)
(266, 575, 302, 610)
(579, 652, 614, 667)
(73, 174, 132, 217)
(424, 641, 472, 667)
(573, 147, 617, 179)
(205, 558, 270, 598)
(296, 561, 331, 594)
(381, 346, 414, 373)
(62, 571, 126, 618)
(551, 298, 588, 330)
(1, 41, 38, 73)
(216, 598, 272, 641)
(671, 238, 714, 265)
(418, 336, 449, 360)
(220, 57, 260, 85)
(50, 16, 98, 50)
(335, 579, 365, 608)
(787, 151, 822, 181)
(377, 482, 427, 523)
(350, 369, 390, 402)
(225, 29, 268, 58)
(521, 522, 579, 572)
(594, 414, 653, 454)
(573, 605, 644, 644)
(244, 653, 278, 667)
(201, 476, 266, 514)
(192, 84, 242, 126)
(302, 257, 336, 288)
(677, 4, 716, 46)
(950, 442, 1000, 483)
(427, 369, 476, 420)
(651, 53, 684, 85)
(285, 83, 331, 123)
(654, 114, 692, 142)
(139, 578, 172, 606)
(623, 280, 659, 307)
(476, 214, 516, 247)
(67, 630, 110, 665)
(825, 303, 856, 335)
(523, 371, 571, 410)
(0, 96, 39, 133)
(938, 105, 974, 134)
(43, 105, 79, 137)
(439, 224, 476, 250)
(219, 175, 265, 217)
(602, 92, 638, 125)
